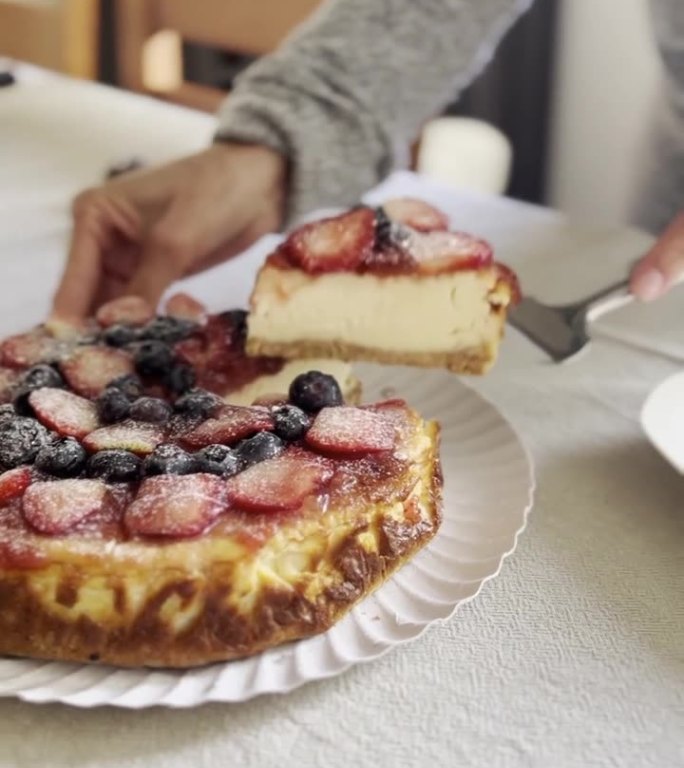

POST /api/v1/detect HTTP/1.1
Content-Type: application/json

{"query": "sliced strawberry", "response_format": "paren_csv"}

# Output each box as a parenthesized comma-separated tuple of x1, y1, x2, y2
(44, 316, 96, 341)
(0, 330, 55, 369)
(0, 367, 19, 404)
(83, 421, 164, 455)
(125, 474, 227, 537)
(29, 388, 100, 439)
(164, 293, 207, 323)
(306, 406, 397, 457)
(0, 467, 32, 505)
(282, 207, 375, 273)
(381, 198, 449, 232)
(362, 399, 412, 438)
(23, 479, 106, 534)
(96, 296, 155, 328)
(409, 230, 493, 274)
(182, 405, 273, 449)
(226, 450, 334, 513)
(365, 398, 408, 411)
(60, 346, 134, 397)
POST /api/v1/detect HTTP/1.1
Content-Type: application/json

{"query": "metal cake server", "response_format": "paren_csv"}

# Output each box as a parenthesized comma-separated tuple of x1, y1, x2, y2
(507, 272, 684, 363)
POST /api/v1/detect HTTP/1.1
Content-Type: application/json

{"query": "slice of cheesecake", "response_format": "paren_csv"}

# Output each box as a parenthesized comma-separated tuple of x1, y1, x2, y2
(246, 198, 520, 374)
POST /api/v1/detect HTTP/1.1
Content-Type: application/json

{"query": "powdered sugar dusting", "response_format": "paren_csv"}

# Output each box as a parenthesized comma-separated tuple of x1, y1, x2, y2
(227, 449, 334, 513)
(408, 230, 492, 270)
(96, 296, 154, 328)
(0, 329, 59, 368)
(182, 405, 274, 449)
(0, 467, 32, 503)
(22, 480, 107, 534)
(61, 346, 134, 397)
(382, 197, 449, 232)
(83, 422, 165, 454)
(29, 387, 100, 439)
(306, 406, 397, 456)
(125, 474, 227, 537)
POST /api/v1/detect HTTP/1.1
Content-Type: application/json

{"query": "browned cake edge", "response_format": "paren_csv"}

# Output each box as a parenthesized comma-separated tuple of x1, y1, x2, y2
(0, 424, 442, 669)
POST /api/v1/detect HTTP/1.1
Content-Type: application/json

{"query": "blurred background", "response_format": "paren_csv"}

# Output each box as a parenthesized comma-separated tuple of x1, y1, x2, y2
(0, 0, 664, 228)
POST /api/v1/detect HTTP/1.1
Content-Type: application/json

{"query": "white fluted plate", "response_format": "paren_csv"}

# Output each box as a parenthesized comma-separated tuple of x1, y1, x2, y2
(0, 364, 534, 708)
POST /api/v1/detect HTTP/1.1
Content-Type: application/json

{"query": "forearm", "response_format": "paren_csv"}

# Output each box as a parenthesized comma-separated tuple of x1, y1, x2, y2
(215, 0, 532, 223)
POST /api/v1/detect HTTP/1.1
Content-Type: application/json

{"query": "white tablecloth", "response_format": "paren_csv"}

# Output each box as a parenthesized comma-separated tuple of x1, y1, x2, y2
(0, 67, 682, 768)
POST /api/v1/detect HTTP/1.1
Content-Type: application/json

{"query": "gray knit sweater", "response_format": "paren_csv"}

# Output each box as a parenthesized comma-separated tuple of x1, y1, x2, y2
(215, 0, 683, 233)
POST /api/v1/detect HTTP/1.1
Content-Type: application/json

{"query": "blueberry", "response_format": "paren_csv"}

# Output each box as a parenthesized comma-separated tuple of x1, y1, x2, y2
(97, 388, 131, 424)
(87, 450, 142, 482)
(142, 444, 199, 476)
(107, 373, 143, 401)
(12, 388, 35, 416)
(129, 397, 172, 424)
(134, 341, 174, 378)
(13, 364, 65, 415)
(174, 388, 222, 419)
(163, 363, 196, 396)
(374, 206, 411, 250)
(21, 364, 64, 391)
(140, 316, 196, 344)
(103, 324, 139, 348)
(374, 206, 393, 247)
(0, 417, 49, 468)
(235, 432, 284, 468)
(35, 437, 86, 478)
(288, 371, 343, 413)
(0, 404, 15, 426)
(272, 405, 310, 441)
(195, 444, 240, 477)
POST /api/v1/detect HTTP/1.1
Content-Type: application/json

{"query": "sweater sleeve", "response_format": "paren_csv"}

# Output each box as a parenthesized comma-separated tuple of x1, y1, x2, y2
(215, 0, 533, 223)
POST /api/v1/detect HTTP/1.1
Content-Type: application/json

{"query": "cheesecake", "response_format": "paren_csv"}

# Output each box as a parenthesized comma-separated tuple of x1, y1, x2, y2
(0, 296, 360, 409)
(246, 198, 520, 374)
(0, 371, 441, 667)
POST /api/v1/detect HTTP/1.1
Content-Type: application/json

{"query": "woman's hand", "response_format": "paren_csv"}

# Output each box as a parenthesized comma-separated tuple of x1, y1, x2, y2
(52, 142, 286, 320)
(630, 210, 684, 300)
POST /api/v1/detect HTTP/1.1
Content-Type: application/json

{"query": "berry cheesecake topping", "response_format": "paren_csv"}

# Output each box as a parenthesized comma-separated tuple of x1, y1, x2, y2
(0, 300, 408, 546)
(266, 197, 514, 283)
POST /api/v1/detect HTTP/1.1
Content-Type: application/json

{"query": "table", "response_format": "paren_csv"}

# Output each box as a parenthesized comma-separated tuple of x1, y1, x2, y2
(0, 67, 682, 768)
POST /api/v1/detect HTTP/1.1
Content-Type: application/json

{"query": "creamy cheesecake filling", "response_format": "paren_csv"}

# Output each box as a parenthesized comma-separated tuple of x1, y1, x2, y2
(224, 359, 357, 406)
(248, 268, 507, 353)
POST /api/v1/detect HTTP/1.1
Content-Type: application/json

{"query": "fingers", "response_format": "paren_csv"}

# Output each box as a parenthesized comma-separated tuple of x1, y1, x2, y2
(125, 225, 191, 309)
(52, 192, 141, 320)
(630, 211, 684, 301)
(125, 204, 235, 308)
(125, 180, 265, 306)
(54, 144, 286, 318)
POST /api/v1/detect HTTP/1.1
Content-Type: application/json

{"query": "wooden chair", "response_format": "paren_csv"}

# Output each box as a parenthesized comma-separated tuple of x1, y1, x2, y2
(115, 0, 321, 112)
(0, 0, 99, 79)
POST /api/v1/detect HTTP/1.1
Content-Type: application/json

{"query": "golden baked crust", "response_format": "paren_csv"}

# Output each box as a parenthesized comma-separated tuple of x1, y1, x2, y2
(247, 331, 502, 375)
(0, 416, 441, 668)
